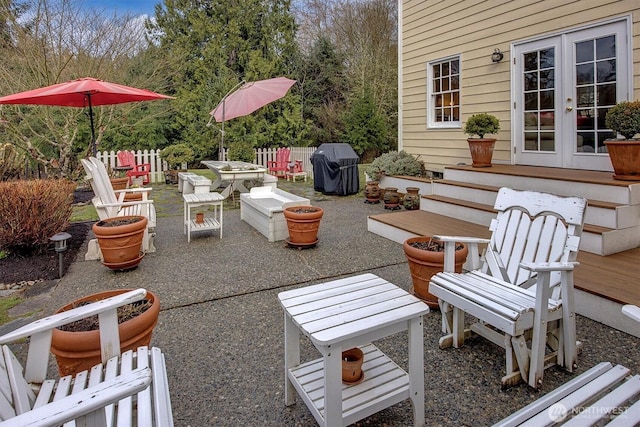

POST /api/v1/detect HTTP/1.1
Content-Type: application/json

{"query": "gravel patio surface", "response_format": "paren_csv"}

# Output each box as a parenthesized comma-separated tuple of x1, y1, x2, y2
(5, 179, 639, 426)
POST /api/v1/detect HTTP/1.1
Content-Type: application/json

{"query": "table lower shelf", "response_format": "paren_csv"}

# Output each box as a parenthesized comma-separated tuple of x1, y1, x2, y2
(187, 218, 220, 231)
(287, 343, 410, 426)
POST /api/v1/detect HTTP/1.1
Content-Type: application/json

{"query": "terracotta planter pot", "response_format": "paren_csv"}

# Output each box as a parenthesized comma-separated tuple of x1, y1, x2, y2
(467, 138, 496, 167)
(342, 347, 364, 384)
(283, 206, 324, 246)
(110, 177, 129, 190)
(403, 236, 468, 309)
(92, 215, 147, 270)
(364, 181, 381, 204)
(51, 289, 160, 377)
(383, 187, 401, 210)
(604, 139, 640, 181)
(403, 187, 421, 210)
(196, 212, 205, 224)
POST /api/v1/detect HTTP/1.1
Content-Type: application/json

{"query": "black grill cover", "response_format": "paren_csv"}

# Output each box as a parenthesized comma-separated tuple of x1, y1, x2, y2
(310, 143, 360, 195)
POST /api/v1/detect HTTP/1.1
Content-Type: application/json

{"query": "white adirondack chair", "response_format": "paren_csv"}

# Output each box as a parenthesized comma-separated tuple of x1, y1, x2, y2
(82, 157, 156, 254)
(429, 187, 587, 389)
(0, 289, 173, 426)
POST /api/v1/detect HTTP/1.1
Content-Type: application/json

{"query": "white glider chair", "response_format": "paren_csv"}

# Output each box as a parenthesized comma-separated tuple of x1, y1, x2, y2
(0, 289, 173, 426)
(429, 187, 587, 389)
(82, 157, 157, 256)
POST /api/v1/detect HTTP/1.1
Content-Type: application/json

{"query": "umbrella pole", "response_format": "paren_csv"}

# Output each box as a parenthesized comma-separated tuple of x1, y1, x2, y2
(88, 95, 97, 157)
(220, 100, 225, 161)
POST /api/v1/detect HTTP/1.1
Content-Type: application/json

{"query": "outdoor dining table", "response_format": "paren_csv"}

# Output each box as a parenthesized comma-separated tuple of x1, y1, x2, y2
(201, 160, 267, 198)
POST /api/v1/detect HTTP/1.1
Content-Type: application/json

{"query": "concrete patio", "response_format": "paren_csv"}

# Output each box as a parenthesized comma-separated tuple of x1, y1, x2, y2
(5, 180, 640, 426)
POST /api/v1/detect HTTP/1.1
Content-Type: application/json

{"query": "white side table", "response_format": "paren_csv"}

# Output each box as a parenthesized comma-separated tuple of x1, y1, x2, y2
(278, 273, 429, 427)
(183, 192, 224, 242)
(285, 171, 307, 182)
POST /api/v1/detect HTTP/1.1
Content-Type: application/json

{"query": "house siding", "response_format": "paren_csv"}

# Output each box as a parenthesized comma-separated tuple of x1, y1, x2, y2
(401, 0, 640, 173)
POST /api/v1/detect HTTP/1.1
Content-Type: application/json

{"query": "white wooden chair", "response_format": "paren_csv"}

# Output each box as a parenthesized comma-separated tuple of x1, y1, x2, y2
(494, 305, 640, 426)
(82, 157, 156, 254)
(429, 187, 587, 389)
(0, 289, 173, 426)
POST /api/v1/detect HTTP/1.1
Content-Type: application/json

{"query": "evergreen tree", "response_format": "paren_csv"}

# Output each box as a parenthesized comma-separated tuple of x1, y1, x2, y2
(342, 87, 389, 160)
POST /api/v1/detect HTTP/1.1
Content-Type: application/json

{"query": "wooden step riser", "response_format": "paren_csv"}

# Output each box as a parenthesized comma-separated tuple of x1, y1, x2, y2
(378, 176, 433, 196)
(443, 168, 639, 205)
(432, 184, 639, 230)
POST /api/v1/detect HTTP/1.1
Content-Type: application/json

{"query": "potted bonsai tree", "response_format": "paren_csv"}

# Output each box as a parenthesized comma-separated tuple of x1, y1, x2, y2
(160, 143, 195, 184)
(604, 100, 640, 180)
(464, 113, 500, 167)
(403, 236, 468, 309)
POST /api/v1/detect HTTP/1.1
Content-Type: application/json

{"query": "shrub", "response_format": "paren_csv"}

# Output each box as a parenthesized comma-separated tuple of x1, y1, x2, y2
(160, 143, 195, 169)
(0, 179, 75, 253)
(366, 150, 424, 181)
(228, 140, 255, 163)
(463, 113, 500, 138)
(605, 101, 640, 139)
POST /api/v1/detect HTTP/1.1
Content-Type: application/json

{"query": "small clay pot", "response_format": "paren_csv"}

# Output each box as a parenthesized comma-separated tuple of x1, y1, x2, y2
(196, 212, 205, 224)
(342, 347, 364, 384)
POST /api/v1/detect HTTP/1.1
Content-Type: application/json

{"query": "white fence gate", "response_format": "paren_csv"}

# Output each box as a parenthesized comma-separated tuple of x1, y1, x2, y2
(96, 147, 317, 183)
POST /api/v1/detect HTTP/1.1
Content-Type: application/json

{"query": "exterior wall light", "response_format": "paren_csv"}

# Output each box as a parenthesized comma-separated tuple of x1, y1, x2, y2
(491, 48, 504, 63)
(50, 232, 71, 278)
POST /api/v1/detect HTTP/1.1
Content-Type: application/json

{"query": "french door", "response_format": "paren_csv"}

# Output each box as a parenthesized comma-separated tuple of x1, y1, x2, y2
(513, 20, 630, 170)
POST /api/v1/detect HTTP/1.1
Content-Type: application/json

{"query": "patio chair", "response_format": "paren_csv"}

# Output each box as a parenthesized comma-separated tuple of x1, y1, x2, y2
(493, 305, 640, 426)
(267, 147, 291, 178)
(0, 289, 173, 426)
(429, 187, 587, 389)
(117, 150, 151, 185)
(82, 157, 156, 254)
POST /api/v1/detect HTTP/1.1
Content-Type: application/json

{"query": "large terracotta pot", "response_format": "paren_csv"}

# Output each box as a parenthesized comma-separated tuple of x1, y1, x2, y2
(403, 236, 468, 309)
(283, 206, 324, 247)
(92, 215, 147, 270)
(604, 139, 640, 181)
(51, 289, 160, 377)
(110, 177, 129, 190)
(467, 138, 496, 167)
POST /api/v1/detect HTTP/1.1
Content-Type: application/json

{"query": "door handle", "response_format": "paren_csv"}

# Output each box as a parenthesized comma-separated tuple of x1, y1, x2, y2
(566, 106, 573, 112)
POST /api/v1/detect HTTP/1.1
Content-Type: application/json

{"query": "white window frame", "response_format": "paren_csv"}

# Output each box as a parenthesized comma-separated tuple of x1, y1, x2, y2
(427, 55, 461, 129)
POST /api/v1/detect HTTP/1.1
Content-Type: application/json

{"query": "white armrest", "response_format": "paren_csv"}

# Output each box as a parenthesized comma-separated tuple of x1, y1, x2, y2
(622, 305, 640, 323)
(2, 368, 152, 427)
(99, 200, 154, 208)
(432, 235, 491, 245)
(433, 235, 489, 272)
(0, 289, 147, 344)
(520, 261, 579, 272)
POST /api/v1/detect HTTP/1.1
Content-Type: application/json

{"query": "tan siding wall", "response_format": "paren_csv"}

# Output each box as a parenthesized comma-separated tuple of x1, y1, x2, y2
(402, 0, 640, 173)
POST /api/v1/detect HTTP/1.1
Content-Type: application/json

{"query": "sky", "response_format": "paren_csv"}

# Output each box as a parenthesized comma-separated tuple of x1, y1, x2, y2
(92, 0, 159, 17)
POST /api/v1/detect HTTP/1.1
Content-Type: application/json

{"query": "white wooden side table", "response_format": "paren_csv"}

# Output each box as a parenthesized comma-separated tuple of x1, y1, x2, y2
(278, 273, 429, 427)
(183, 192, 224, 242)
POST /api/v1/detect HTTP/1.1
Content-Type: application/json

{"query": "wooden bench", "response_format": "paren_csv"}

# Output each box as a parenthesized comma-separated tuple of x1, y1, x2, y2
(178, 172, 212, 194)
(494, 305, 640, 426)
(0, 289, 173, 426)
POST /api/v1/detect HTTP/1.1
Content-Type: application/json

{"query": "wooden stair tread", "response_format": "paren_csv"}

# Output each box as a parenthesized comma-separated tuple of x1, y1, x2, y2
(436, 180, 623, 209)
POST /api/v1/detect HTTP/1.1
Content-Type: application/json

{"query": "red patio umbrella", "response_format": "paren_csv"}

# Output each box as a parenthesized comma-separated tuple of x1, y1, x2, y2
(208, 77, 296, 159)
(0, 77, 173, 155)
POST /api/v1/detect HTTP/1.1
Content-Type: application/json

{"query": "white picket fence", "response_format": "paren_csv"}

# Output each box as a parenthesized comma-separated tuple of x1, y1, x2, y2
(96, 146, 316, 183)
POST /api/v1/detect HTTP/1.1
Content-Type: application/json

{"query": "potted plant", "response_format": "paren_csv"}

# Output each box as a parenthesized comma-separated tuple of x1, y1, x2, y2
(51, 289, 160, 376)
(464, 113, 500, 167)
(283, 206, 324, 248)
(92, 215, 148, 270)
(160, 143, 195, 184)
(604, 100, 640, 180)
(403, 236, 468, 309)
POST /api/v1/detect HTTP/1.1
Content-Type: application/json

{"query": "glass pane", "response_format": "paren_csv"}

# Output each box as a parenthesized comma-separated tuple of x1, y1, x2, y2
(524, 132, 538, 150)
(451, 60, 459, 74)
(597, 84, 616, 106)
(540, 111, 554, 127)
(433, 64, 441, 78)
(435, 108, 443, 122)
(451, 75, 459, 90)
(442, 62, 450, 76)
(597, 132, 612, 151)
(524, 52, 538, 71)
(524, 72, 538, 91)
(575, 40, 593, 63)
(524, 92, 538, 110)
(576, 63, 593, 85)
(443, 77, 450, 91)
(435, 94, 442, 107)
(596, 35, 615, 60)
(577, 132, 595, 152)
(524, 112, 538, 129)
(597, 60, 616, 83)
(540, 48, 554, 68)
(443, 93, 451, 106)
(452, 107, 459, 121)
(540, 90, 554, 109)
(577, 87, 594, 107)
(540, 133, 555, 151)
(597, 107, 610, 129)
(434, 79, 441, 92)
(452, 91, 459, 106)
(577, 109, 594, 130)
(540, 69, 554, 89)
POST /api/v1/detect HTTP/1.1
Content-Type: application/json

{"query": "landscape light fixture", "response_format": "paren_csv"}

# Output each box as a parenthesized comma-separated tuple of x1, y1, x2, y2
(491, 48, 504, 63)
(50, 232, 71, 278)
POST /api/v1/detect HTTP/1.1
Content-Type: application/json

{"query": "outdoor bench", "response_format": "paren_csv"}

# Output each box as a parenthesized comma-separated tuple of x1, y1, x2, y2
(178, 171, 212, 194)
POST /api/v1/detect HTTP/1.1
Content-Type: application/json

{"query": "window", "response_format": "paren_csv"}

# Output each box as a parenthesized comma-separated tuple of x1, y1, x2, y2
(427, 56, 460, 128)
